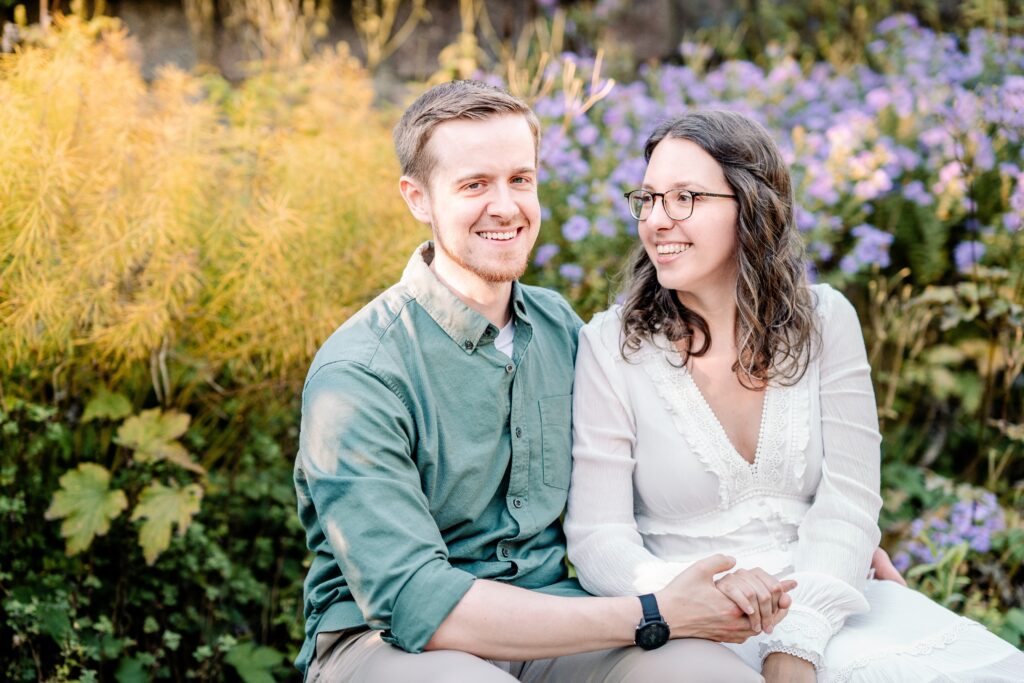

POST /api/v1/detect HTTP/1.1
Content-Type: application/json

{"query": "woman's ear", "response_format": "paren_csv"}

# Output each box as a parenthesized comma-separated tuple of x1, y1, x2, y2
(399, 176, 432, 225)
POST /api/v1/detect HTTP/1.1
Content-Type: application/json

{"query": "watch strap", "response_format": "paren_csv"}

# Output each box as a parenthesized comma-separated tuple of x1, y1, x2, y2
(638, 593, 661, 624)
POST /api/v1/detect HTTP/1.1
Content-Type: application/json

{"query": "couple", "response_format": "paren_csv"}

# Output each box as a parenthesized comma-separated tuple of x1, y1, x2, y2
(293, 80, 1022, 681)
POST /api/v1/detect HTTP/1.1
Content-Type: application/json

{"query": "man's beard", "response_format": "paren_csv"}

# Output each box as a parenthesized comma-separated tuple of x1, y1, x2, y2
(434, 226, 529, 284)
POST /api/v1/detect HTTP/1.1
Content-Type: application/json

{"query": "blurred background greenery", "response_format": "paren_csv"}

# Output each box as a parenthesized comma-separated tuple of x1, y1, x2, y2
(1, 1, 1022, 681)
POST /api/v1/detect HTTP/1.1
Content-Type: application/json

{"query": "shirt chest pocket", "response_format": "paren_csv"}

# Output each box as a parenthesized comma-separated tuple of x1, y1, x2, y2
(538, 395, 572, 490)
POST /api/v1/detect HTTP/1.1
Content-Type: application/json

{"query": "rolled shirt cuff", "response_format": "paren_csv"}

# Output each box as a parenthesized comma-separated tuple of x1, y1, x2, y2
(382, 560, 477, 653)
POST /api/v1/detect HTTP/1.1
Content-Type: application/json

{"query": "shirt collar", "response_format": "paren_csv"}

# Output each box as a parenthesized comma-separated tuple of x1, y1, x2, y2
(401, 242, 528, 353)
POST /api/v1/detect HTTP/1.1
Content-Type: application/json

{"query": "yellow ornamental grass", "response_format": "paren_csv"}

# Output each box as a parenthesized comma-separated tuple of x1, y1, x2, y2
(0, 18, 423, 401)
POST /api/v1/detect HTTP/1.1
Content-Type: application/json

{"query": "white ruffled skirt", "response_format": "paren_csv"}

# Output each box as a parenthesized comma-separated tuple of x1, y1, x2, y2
(724, 579, 1024, 682)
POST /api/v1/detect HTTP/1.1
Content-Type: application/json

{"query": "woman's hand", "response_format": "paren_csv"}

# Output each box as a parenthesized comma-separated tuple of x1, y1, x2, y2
(871, 546, 907, 586)
(762, 652, 816, 683)
(714, 568, 796, 634)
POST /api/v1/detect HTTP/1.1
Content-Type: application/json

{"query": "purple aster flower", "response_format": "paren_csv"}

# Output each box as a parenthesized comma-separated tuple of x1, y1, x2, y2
(902, 180, 934, 206)
(954, 240, 985, 272)
(843, 224, 894, 273)
(892, 552, 911, 573)
(533, 243, 560, 267)
(839, 254, 859, 275)
(559, 263, 585, 283)
(594, 216, 617, 237)
(562, 215, 590, 242)
(575, 123, 600, 147)
(866, 88, 892, 112)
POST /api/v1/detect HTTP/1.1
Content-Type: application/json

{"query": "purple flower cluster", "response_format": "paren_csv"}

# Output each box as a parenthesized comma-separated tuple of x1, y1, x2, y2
(840, 225, 894, 274)
(521, 14, 1022, 288)
(892, 491, 1006, 572)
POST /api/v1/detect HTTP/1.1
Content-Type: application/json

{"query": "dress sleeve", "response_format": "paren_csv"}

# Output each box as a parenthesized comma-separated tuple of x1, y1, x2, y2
(760, 286, 883, 668)
(565, 314, 690, 596)
(298, 361, 476, 653)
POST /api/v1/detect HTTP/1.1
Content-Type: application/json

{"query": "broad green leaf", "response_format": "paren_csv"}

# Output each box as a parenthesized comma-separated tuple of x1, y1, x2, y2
(1006, 608, 1024, 635)
(131, 482, 203, 565)
(82, 389, 133, 423)
(116, 409, 205, 474)
(45, 463, 128, 555)
(115, 657, 148, 683)
(224, 642, 285, 683)
(38, 601, 73, 643)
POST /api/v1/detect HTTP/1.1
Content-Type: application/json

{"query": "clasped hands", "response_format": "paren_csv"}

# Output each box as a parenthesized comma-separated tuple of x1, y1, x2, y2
(653, 554, 792, 645)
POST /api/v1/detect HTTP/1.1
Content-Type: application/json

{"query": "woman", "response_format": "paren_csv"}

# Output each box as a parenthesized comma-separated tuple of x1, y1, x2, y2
(564, 110, 1023, 681)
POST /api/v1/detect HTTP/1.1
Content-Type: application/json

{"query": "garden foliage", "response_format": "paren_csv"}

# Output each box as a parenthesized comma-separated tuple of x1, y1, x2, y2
(1, 15, 423, 681)
(1, 6, 1022, 682)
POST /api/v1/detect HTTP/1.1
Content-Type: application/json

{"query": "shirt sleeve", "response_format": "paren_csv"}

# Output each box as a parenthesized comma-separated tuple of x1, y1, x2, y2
(565, 315, 690, 596)
(760, 287, 883, 668)
(299, 361, 476, 653)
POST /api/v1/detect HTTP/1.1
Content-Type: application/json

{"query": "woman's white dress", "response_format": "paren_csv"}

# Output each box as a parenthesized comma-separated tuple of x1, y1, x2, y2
(564, 284, 1023, 681)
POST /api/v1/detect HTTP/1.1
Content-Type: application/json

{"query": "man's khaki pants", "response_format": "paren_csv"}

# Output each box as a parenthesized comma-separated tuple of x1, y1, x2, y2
(306, 628, 765, 682)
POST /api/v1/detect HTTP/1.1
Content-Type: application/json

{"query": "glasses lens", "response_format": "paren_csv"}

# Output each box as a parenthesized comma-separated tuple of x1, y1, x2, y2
(665, 190, 694, 220)
(628, 191, 653, 220)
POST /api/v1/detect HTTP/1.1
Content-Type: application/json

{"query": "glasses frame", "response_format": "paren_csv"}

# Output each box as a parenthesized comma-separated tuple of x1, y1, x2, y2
(623, 189, 737, 221)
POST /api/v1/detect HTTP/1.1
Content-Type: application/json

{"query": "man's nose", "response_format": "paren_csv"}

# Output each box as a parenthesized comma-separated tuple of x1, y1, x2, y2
(487, 185, 518, 221)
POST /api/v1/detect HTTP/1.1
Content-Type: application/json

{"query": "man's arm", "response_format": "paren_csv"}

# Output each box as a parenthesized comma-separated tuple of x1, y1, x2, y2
(427, 555, 789, 659)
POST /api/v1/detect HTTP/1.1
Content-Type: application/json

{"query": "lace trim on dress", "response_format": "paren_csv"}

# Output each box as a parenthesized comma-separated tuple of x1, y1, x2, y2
(758, 605, 832, 668)
(638, 339, 811, 507)
(761, 644, 822, 670)
(827, 617, 988, 683)
(638, 343, 747, 507)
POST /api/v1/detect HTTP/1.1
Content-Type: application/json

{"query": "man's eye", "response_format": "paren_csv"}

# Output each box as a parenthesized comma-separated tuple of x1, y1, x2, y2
(511, 176, 530, 184)
(465, 182, 483, 190)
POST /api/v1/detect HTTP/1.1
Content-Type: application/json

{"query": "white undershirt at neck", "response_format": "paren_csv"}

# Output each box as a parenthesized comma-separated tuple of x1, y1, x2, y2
(495, 319, 515, 359)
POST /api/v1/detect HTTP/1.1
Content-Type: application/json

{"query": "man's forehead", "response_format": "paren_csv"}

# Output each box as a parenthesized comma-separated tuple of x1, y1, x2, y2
(427, 115, 537, 177)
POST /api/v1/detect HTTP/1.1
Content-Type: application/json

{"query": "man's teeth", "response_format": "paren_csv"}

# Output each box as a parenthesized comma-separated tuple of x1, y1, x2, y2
(656, 243, 692, 254)
(480, 231, 517, 241)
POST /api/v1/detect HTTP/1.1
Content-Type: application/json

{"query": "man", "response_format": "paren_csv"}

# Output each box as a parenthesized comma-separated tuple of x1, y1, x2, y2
(294, 80, 901, 682)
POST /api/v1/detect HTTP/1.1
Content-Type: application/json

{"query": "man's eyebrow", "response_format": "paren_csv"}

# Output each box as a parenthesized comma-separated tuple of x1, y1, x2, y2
(451, 171, 490, 185)
(452, 167, 537, 185)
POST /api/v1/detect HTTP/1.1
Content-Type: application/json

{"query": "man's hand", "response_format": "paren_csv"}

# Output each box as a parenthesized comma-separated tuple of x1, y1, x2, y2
(715, 567, 793, 635)
(871, 546, 907, 586)
(655, 555, 796, 644)
(762, 652, 816, 683)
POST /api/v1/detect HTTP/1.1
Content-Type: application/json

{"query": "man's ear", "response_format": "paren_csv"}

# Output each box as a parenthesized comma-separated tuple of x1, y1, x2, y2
(399, 175, 432, 225)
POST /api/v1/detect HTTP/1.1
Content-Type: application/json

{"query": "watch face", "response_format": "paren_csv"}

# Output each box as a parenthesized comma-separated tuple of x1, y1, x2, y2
(636, 621, 670, 650)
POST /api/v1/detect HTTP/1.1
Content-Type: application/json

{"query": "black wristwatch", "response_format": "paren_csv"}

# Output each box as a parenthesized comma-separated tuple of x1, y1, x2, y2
(634, 593, 670, 650)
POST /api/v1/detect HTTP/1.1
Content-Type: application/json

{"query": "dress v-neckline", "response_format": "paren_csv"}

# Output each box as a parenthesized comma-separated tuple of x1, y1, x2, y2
(683, 369, 770, 469)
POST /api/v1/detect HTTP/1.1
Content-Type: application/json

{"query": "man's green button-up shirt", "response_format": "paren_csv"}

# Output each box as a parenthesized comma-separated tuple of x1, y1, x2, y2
(293, 243, 587, 676)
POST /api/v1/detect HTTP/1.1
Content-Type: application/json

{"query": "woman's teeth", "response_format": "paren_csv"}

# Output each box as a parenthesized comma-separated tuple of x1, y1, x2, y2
(656, 243, 691, 254)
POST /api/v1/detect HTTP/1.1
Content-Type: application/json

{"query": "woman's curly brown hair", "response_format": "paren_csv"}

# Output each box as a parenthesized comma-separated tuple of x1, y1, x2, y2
(619, 110, 817, 388)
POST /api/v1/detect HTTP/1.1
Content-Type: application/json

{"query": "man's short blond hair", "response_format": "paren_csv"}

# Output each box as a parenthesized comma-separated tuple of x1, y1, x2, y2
(393, 80, 541, 187)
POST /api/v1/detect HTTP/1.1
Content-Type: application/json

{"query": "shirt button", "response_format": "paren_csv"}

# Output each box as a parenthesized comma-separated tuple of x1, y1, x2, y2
(505, 363, 514, 373)
(464, 340, 474, 351)
(512, 498, 523, 509)
(515, 427, 523, 438)
(501, 547, 510, 558)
